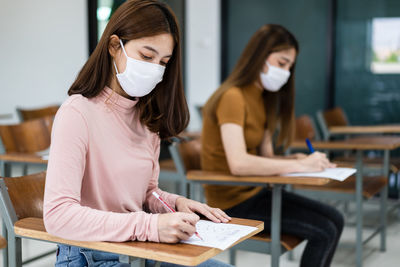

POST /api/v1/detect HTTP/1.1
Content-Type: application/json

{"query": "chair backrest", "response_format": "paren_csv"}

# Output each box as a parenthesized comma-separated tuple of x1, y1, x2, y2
(0, 172, 46, 231)
(294, 115, 320, 141)
(316, 107, 349, 140)
(0, 116, 53, 153)
(169, 138, 202, 176)
(322, 107, 349, 128)
(17, 105, 59, 122)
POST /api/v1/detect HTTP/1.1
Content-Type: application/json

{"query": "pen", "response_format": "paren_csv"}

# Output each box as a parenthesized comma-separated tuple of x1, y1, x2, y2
(152, 191, 203, 241)
(305, 138, 315, 153)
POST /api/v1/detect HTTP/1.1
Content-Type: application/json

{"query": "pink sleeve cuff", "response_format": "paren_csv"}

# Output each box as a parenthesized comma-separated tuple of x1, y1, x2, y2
(147, 213, 160, 242)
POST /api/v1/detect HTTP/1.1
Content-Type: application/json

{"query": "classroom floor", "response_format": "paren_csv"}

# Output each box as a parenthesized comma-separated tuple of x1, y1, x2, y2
(1, 167, 399, 267)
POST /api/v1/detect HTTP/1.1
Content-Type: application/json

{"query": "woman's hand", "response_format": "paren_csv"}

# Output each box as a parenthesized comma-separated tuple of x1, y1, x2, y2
(158, 212, 199, 243)
(292, 153, 307, 160)
(298, 152, 336, 172)
(175, 197, 231, 223)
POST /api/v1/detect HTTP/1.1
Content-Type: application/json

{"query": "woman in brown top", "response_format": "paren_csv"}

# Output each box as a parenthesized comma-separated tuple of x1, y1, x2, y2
(201, 24, 343, 267)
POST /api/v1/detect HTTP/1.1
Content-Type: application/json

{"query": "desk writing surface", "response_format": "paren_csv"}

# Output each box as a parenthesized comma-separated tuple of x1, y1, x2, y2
(187, 170, 331, 186)
(0, 153, 48, 164)
(291, 136, 400, 151)
(329, 125, 400, 135)
(14, 217, 263, 266)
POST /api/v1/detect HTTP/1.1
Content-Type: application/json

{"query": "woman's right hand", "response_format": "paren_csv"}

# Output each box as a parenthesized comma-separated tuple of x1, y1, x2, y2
(158, 212, 200, 243)
(298, 152, 336, 172)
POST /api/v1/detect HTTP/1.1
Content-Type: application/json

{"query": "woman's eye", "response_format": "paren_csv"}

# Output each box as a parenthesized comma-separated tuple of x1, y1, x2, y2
(160, 61, 168, 66)
(278, 62, 285, 67)
(141, 54, 153, 60)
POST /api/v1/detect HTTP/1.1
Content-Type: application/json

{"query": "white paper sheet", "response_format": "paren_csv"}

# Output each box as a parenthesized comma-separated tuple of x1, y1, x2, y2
(284, 167, 356, 181)
(180, 220, 258, 250)
(35, 148, 50, 160)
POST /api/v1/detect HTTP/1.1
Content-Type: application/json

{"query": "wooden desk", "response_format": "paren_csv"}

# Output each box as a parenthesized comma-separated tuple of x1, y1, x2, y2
(0, 153, 47, 177)
(187, 171, 330, 267)
(14, 217, 263, 267)
(291, 136, 400, 151)
(290, 136, 400, 267)
(329, 125, 400, 135)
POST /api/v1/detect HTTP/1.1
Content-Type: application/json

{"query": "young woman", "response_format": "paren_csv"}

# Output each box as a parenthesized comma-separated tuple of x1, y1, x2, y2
(201, 24, 344, 267)
(43, 1, 231, 266)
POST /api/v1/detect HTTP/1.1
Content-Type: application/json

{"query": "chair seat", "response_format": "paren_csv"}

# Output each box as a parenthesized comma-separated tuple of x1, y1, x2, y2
(250, 232, 303, 251)
(294, 176, 388, 199)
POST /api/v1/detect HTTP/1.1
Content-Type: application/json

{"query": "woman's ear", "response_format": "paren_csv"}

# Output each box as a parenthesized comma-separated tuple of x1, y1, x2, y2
(108, 35, 121, 58)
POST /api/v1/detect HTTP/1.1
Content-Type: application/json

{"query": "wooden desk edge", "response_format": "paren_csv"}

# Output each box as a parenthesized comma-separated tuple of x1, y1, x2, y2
(186, 171, 331, 186)
(329, 125, 400, 134)
(0, 153, 48, 164)
(290, 140, 400, 150)
(14, 217, 263, 266)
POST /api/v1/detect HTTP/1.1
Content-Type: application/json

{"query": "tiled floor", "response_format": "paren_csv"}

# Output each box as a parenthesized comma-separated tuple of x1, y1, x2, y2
(0, 201, 399, 267)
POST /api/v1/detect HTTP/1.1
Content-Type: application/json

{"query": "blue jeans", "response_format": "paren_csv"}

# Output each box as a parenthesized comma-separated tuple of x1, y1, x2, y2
(55, 245, 233, 267)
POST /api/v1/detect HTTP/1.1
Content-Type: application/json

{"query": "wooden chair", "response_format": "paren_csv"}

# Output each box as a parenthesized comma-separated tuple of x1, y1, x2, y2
(315, 108, 400, 174)
(0, 172, 264, 267)
(316, 107, 349, 141)
(168, 138, 304, 265)
(0, 236, 6, 249)
(0, 116, 53, 154)
(0, 171, 55, 267)
(158, 132, 202, 198)
(0, 116, 53, 176)
(294, 115, 321, 142)
(16, 105, 59, 122)
(291, 115, 389, 266)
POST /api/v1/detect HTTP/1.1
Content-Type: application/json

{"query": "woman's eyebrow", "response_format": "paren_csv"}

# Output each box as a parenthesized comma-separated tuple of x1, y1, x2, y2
(143, 46, 172, 58)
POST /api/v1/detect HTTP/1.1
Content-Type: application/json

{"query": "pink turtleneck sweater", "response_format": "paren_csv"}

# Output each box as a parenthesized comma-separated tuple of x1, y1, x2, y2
(43, 87, 179, 242)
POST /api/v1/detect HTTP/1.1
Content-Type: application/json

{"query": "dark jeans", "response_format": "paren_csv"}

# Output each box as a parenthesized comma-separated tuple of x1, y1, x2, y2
(224, 188, 344, 267)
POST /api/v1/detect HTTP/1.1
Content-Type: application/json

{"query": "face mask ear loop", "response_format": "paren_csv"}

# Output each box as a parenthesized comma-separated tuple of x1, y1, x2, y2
(114, 39, 128, 75)
(119, 39, 128, 58)
(113, 61, 120, 75)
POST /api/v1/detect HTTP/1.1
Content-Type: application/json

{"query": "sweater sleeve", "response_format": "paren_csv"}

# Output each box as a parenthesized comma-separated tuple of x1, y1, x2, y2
(43, 105, 160, 242)
(144, 136, 181, 214)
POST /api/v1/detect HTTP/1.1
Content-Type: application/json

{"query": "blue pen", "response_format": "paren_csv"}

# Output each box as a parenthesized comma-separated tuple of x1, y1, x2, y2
(305, 138, 315, 153)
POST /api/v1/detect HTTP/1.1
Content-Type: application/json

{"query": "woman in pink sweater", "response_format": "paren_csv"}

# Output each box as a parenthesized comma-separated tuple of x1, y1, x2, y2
(43, 1, 231, 266)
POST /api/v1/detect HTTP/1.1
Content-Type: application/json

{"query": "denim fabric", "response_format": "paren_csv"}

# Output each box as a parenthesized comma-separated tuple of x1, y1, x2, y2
(55, 245, 129, 267)
(224, 188, 344, 267)
(55, 245, 233, 267)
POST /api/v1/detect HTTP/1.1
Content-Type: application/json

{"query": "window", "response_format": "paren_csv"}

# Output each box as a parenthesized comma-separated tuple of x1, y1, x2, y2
(371, 17, 400, 74)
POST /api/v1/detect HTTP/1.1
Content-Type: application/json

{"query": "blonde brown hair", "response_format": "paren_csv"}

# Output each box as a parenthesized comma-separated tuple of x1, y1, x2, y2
(203, 24, 299, 147)
(68, 0, 188, 139)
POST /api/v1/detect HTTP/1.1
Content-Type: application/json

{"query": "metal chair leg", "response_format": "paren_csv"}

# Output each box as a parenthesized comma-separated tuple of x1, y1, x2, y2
(380, 150, 389, 252)
(2, 221, 8, 267)
(229, 248, 237, 266)
(355, 150, 363, 267)
(7, 235, 22, 267)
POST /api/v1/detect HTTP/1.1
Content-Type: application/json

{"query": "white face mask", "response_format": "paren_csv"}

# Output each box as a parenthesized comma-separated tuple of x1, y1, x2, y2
(260, 62, 291, 92)
(114, 39, 165, 97)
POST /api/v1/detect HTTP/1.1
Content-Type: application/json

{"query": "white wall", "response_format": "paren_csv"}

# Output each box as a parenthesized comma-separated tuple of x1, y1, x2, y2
(0, 0, 88, 123)
(185, 0, 221, 131)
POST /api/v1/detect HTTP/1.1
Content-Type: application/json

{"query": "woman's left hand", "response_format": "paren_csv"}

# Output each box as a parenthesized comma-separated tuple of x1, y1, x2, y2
(175, 197, 231, 223)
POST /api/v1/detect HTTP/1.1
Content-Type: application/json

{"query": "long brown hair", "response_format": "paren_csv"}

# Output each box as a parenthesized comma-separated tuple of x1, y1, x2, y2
(68, 0, 188, 139)
(203, 24, 299, 147)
